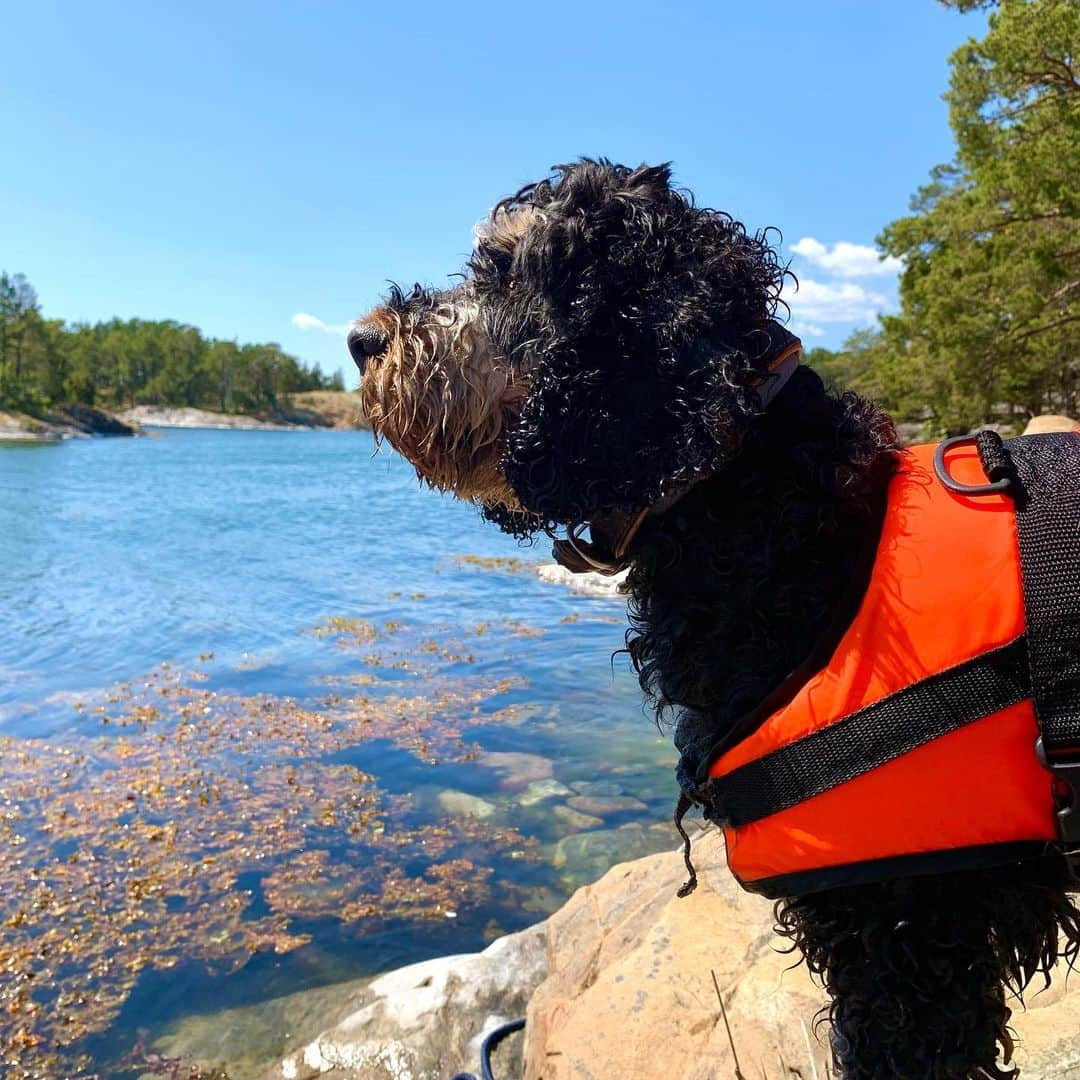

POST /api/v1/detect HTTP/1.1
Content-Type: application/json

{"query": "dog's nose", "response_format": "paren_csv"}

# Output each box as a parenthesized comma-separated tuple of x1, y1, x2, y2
(347, 324, 389, 372)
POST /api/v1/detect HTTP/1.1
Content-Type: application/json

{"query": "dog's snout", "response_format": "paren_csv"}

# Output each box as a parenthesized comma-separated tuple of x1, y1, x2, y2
(347, 324, 389, 372)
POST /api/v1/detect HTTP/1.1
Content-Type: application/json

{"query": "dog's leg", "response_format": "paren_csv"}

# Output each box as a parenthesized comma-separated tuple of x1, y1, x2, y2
(776, 866, 1080, 1079)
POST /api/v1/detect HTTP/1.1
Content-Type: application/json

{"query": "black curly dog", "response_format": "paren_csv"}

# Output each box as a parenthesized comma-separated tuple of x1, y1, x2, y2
(351, 160, 1080, 1078)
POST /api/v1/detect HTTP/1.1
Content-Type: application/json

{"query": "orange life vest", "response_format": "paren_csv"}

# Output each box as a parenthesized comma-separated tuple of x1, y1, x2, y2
(686, 432, 1080, 898)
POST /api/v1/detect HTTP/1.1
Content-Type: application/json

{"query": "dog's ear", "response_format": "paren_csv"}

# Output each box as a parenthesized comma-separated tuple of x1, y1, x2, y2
(470, 159, 788, 529)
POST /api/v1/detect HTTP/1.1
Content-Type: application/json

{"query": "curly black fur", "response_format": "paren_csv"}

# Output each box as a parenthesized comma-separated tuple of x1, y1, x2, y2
(777, 862, 1080, 1079)
(466, 159, 1080, 1077)
(471, 159, 790, 532)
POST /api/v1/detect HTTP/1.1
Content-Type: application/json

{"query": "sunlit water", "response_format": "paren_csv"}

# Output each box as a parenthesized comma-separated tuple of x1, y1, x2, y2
(0, 430, 678, 1077)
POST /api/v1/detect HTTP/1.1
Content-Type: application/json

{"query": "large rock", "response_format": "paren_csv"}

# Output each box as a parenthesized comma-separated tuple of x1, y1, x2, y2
(282, 390, 370, 430)
(524, 829, 827, 1080)
(118, 405, 297, 429)
(535, 563, 628, 598)
(44, 402, 139, 435)
(262, 924, 547, 1080)
(1022, 414, 1079, 435)
(0, 404, 137, 441)
(523, 828, 1080, 1080)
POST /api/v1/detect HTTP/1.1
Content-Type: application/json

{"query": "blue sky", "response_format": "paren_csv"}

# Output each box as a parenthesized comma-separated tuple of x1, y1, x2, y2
(1, 1, 985, 386)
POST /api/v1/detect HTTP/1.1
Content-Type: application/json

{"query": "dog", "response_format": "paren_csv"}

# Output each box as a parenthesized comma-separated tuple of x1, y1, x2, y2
(350, 159, 1080, 1078)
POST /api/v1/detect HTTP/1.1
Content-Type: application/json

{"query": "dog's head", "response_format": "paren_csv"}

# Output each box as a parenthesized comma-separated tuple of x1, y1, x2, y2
(351, 282, 526, 509)
(352, 160, 790, 538)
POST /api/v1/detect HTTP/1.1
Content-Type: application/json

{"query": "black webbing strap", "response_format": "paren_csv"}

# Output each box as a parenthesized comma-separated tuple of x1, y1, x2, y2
(1006, 433, 1080, 755)
(706, 637, 1029, 828)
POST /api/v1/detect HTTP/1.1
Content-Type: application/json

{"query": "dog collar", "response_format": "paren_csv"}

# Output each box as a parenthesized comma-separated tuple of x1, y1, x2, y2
(552, 323, 803, 576)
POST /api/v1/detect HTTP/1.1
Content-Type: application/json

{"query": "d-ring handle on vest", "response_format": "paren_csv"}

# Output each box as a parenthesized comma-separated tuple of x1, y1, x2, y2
(933, 434, 1013, 496)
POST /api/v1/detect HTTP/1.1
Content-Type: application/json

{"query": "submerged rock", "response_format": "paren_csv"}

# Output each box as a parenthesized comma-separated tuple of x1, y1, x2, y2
(517, 779, 572, 807)
(476, 750, 554, 788)
(437, 789, 498, 819)
(566, 779, 624, 798)
(566, 793, 648, 817)
(153, 973, 370, 1080)
(550, 822, 674, 887)
(551, 804, 604, 832)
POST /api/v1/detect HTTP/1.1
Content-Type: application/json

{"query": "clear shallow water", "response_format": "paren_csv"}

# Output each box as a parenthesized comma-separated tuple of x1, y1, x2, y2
(0, 430, 678, 1077)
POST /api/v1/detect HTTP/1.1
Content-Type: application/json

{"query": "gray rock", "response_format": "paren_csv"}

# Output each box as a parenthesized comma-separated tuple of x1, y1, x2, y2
(476, 751, 554, 788)
(535, 563, 629, 598)
(566, 794, 648, 817)
(264, 924, 547, 1080)
(152, 970, 370, 1080)
(518, 779, 572, 806)
(551, 804, 604, 832)
(551, 823, 675, 889)
(437, 789, 497, 819)
(566, 780, 624, 798)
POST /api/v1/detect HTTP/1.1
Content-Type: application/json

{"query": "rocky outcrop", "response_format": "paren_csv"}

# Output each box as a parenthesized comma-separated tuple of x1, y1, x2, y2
(44, 402, 139, 435)
(0, 409, 61, 441)
(280, 391, 370, 430)
(241, 830, 826, 1080)
(261, 925, 547, 1080)
(116, 392, 369, 431)
(535, 564, 628, 598)
(118, 405, 300, 430)
(523, 829, 1080, 1080)
(0, 404, 138, 441)
(200, 829, 1080, 1079)
(1023, 414, 1079, 435)
(523, 829, 827, 1080)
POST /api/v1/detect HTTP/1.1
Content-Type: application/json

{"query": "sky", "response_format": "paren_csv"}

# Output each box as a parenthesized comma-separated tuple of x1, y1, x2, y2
(1, 1, 987, 387)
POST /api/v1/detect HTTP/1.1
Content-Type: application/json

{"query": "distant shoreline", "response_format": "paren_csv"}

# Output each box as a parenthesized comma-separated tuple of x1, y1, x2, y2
(118, 405, 299, 431)
(0, 391, 369, 443)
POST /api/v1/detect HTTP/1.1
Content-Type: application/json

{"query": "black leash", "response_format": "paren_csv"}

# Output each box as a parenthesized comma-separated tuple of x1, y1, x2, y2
(449, 1017, 526, 1080)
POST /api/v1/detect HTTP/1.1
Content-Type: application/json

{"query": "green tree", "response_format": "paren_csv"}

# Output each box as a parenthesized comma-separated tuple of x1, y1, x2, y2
(0, 269, 344, 414)
(0, 272, 44, 407)
(878, 0, 1080, 432)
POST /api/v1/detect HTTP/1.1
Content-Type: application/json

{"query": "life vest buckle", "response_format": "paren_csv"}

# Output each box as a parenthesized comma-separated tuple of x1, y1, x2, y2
(1036, 736, 1080, 882)
(933, 433, 1013, 497)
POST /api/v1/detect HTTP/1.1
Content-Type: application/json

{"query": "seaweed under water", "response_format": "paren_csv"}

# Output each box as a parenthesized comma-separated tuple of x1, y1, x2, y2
(0, 617, 543, 1078)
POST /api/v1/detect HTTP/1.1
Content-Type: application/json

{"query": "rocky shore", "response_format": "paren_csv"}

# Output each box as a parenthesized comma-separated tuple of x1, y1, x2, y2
(0, 391, 369, 442)
(0, 403, 140, 441)
(148, 829, 1080, 1079)
(118, 405, 299, 430)
(119, 391, 369, 431)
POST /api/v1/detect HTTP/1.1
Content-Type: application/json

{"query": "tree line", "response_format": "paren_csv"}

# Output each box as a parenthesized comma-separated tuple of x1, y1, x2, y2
(815, 0, 1078, 434)
(0, 272, 342, 417)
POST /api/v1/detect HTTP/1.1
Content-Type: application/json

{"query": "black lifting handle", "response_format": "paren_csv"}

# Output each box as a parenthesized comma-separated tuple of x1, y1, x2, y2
(933, 431, 1014, 497)
(449, 1017, 526, 1080)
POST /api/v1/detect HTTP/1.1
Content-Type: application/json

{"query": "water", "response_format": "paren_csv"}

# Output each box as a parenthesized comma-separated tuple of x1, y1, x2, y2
(0, 430, 678, 1077)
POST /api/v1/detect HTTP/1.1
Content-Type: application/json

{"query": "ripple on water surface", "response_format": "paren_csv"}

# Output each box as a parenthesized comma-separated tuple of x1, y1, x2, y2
(0, 430, 677, 1077)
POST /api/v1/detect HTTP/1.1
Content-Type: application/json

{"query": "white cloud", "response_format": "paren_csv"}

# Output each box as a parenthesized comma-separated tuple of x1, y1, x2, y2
(789, 320, 826, 339)
(784, 278, 891, 325)
(791, 237, 903, 278)
(292, 312, 351, 336)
